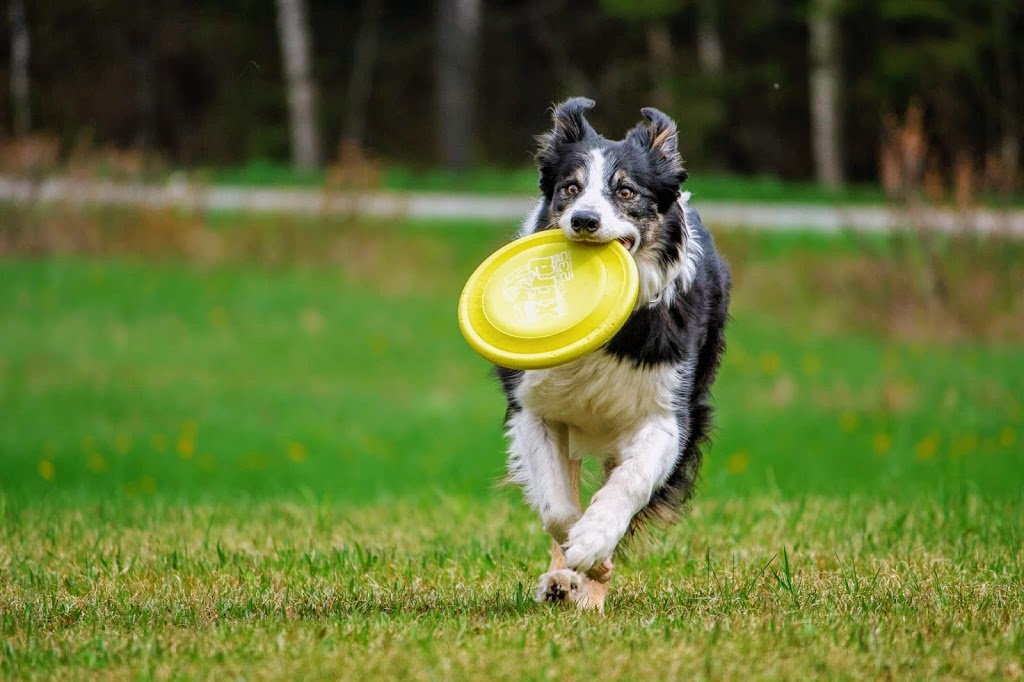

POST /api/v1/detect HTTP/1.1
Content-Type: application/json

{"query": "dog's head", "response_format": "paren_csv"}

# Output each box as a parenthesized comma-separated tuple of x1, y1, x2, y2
(532, 98, 694, 303)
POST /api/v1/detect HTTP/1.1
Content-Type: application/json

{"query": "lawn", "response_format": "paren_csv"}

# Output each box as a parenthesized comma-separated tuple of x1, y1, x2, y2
(1, 212, 1022, 679)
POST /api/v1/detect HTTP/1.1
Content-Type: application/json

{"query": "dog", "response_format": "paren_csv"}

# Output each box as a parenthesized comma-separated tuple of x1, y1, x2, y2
(495, 98, 731, 611)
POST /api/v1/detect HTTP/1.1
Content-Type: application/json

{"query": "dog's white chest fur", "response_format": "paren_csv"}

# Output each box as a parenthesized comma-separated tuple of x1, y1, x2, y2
(515, 351, 683, 457)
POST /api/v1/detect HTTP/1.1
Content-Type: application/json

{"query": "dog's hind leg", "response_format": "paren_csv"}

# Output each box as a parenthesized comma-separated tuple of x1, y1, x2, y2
(537, 539, 612, 612)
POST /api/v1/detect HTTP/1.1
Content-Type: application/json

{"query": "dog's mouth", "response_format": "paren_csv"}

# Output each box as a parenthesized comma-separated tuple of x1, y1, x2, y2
(618, 236, 636, 251)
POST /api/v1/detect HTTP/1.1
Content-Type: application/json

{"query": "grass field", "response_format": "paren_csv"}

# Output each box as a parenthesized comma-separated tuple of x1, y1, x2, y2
(1, 212, 1022, 679)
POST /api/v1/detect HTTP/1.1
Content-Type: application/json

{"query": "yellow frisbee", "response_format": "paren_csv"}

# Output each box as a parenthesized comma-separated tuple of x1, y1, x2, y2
(458, 230, 639, 369)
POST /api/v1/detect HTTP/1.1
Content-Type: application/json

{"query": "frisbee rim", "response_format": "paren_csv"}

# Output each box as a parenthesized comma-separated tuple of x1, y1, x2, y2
(457, 230, 639, 370)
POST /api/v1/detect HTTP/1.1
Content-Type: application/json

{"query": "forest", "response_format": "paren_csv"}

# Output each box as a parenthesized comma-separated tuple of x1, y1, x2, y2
(1, 0, 1022, 191)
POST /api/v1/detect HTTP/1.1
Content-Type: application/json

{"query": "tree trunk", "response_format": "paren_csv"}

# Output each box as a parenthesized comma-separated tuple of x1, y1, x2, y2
(9, 0, 31, 136)
(993, 0, 1019, 195)
(696, 0, 723, 76)
(646, 23, 673, 111)
(275, 0, 321, 170)
(343, 0, 382, 149)
(809, 0, 844, 190)
(135, 1, 158, 158)
(436, 0, 481, 171)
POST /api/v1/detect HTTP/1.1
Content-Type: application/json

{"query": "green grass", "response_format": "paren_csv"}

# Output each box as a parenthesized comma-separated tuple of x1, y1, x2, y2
(1, 216, 1022, 679)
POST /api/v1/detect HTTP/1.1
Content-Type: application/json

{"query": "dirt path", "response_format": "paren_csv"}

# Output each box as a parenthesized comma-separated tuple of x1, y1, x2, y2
(2, 175, 1022, 236)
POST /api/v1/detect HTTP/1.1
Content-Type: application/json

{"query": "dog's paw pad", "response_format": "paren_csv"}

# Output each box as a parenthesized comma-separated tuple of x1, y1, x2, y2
(535, 569, 582, 604)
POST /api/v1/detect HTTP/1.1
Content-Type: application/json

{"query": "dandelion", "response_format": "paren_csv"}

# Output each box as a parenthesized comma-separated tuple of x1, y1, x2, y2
(177, 436, 195, 460)
(87, 453, 108, 473)
(914, 433, 939, 461)
(287, 442, 308, 463)
(114, 433, 132, 455)
(176, 420, 197, 459)
(759, 352, 781, 376)
(38, 459, 55, 481)
(872, 432, 892, 456)
(839, 411, 858, 433)
(998, 426, 1016, 449)
(727, 451, 750, 475)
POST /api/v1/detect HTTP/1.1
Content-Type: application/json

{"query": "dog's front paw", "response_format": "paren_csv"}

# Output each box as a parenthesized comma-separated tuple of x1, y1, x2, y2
(563, 525, 616, 574)
(535, 569, 583, 604)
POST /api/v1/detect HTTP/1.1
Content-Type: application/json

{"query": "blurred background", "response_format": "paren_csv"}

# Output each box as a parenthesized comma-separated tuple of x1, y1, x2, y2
(0, 0, 1021, 505)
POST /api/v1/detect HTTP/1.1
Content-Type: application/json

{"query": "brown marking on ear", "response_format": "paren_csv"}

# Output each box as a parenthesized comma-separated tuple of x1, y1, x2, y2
(651, 126, 677, 154)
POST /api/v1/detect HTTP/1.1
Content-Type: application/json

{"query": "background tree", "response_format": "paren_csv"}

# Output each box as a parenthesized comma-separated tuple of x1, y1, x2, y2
(0, 0, 1020, 193)
(342, 0, 383, 151)
(275, 0, 321, 170)
(9, 0, 30, 136)
(436, 0, 481, 171)
(809, 0, 844, 189)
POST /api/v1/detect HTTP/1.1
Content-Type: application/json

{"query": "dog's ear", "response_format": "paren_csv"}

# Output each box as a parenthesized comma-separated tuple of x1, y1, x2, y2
(627, 107, 688, 185)
(549, 97, 597, 144)
(536, 97, 597, 194)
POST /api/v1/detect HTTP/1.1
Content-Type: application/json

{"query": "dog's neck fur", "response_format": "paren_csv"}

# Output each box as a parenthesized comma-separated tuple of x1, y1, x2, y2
(636, 191, 700, 308)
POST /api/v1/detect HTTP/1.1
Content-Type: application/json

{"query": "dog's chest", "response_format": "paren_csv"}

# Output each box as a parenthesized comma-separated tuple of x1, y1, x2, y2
(515, 352, 679, 434)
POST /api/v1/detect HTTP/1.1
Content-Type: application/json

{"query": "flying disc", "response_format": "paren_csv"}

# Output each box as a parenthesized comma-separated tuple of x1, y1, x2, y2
(458, 230, 639, 369)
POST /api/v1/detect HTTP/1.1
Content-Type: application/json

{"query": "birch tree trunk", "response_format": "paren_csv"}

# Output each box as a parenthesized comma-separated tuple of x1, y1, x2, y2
(809, 0, 844, 189)
(276, 0, 321, 170)
(9, 0, 31, 136)
(436, 0, 481, 171)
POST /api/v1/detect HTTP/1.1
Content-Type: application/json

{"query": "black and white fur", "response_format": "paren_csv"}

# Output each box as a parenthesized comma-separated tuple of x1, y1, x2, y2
(495, 98, 731, 610)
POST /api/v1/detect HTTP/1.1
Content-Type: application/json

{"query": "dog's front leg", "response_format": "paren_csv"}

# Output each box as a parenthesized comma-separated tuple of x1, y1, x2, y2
(563, 415, 680, 575)
(507, 411, 603, 606)
(507, 411, 580, 543)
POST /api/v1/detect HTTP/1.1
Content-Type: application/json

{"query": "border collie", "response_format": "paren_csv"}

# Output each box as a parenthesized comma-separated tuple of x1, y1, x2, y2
(495, 98, 731, 611)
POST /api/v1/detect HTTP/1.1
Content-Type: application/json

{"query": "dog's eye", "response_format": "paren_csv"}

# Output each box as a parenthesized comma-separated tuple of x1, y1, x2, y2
(565, 183, 580, 197)
(616, 187, 635, 200)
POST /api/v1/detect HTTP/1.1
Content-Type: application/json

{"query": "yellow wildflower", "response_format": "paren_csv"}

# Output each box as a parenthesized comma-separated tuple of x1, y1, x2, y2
(727, 451, 750, 475)
(287, 442, 308, 463)
(38, 459, 55, 481)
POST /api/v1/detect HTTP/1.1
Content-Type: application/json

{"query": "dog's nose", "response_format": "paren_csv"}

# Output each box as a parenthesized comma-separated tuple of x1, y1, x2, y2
(570, 210, 601, 233)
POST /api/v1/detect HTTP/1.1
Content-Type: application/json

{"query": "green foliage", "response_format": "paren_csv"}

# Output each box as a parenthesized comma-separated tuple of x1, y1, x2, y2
(598, 0, 685, 21)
